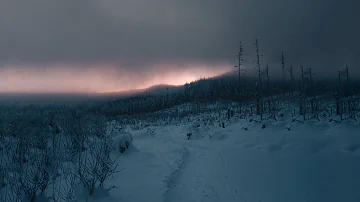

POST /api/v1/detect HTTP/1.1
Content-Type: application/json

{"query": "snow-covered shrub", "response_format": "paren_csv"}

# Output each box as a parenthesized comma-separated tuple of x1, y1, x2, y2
(286, 125, 292, 131)
(76, 134, 120, 197)
(261, 120, 270, 129)
(186, 133, 192, 140)
(185, 121, 209, 140)
(95, 139, 120, 187)
(107, 120, 134, 153)
(146, 127, 155, 136)
(0, 105, 120, 202)
(111, 130, 133, 153)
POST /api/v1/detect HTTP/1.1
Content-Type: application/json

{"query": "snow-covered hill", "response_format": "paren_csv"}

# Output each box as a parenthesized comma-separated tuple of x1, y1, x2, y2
(1, 102, 360, 202)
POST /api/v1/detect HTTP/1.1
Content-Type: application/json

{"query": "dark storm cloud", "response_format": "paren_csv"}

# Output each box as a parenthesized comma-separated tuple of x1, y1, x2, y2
(0, 0, 231, 66)
(0, 0, 359, 76)
(225, 0, 360, 77)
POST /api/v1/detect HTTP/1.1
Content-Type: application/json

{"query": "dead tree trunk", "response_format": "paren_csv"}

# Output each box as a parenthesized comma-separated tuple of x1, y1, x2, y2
(299, 65, 304, 116)
(281, 52, 285, 86)
(255, 39, 262, 119)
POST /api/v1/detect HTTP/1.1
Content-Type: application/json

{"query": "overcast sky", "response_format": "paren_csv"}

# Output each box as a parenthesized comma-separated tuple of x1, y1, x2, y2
(0, 0, 359, 93)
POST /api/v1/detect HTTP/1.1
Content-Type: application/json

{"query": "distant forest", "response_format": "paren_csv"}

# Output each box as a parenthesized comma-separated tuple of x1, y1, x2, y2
(91, 40, 360, 121)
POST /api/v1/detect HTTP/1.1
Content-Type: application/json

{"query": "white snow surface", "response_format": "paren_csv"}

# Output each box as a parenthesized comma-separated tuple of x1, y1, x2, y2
(97, 118, 360, 202)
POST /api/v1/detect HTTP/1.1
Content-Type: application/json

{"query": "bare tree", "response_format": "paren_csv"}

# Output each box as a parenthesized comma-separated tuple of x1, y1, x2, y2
(287, 65, 294, 91)
(281, 52, 285, 85)
(235, 41, 245, 92)
(235, 41, 245, 116)
(299, 65, 314, 120)
(337, 65, 350, 120)
(255, 39, 262, 118)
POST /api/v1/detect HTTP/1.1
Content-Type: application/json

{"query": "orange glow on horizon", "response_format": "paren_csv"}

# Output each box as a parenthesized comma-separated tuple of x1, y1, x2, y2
(0, 63, 231, 93)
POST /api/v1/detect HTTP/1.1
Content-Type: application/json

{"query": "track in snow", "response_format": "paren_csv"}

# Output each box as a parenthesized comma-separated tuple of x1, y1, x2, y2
(126, 123, 360, 202)
(162, 141, 220, 202)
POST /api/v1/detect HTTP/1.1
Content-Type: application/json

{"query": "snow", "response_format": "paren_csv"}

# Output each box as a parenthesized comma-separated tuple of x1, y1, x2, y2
(100, 117, 360, 202)
(2, 112, 360, 202)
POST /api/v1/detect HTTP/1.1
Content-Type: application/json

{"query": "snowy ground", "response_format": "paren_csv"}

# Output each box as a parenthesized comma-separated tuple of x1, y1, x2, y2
(101, 118, 360, 202)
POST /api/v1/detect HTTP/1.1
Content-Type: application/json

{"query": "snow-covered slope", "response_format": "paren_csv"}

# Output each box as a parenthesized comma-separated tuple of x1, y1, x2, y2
(101, 118, 360, 202)
(2, 110, 359, 202)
